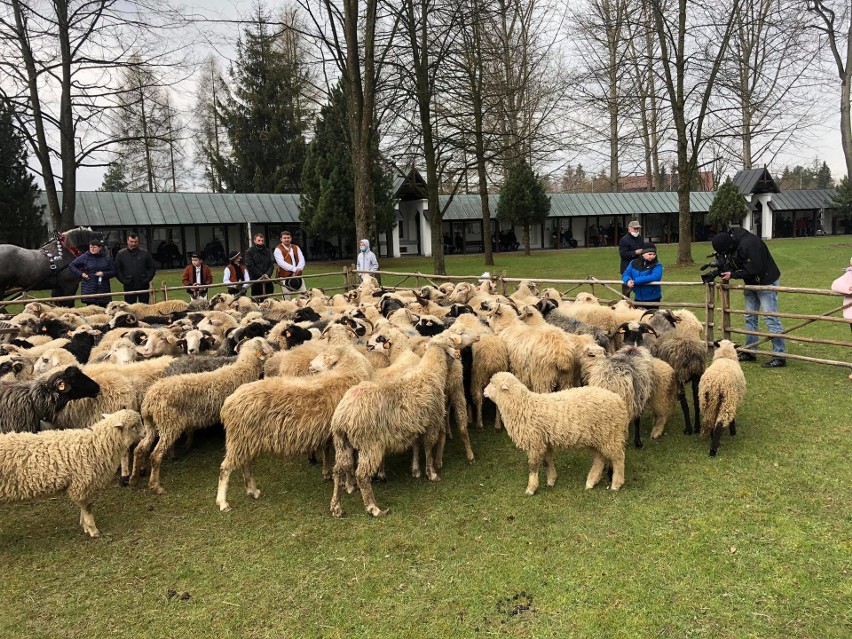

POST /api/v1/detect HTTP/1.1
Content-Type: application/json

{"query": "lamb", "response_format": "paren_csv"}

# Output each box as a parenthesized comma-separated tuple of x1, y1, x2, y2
(131, 337, 274, 494)
(329, 334, 460, 517)
(0, 366, 101, 434)
(483, 372, 629, 493)
(215, 343, 374, 511)
(0, 409, 143, 537)
(698, 340, 746, 457)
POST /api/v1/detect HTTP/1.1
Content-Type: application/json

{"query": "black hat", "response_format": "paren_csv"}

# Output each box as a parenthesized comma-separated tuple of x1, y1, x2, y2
(711, 232, 734, 254)
(190, 252, 200, 259)
(642, 243, 657, 253)
(88, 239, 103, 247)
(229, 251, 242, 262)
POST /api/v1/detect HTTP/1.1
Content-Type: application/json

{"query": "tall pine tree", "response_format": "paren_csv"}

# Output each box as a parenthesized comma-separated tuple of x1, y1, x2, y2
(300, 82, 395, 254)
(0, 100, 45, 246)
(496, 160, 550, 256)
(214, 6, 309, 193)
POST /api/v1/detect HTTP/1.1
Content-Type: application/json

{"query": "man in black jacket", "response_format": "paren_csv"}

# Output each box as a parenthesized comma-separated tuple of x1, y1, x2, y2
(712, 227, 786, 368)
(244, 233, 274, 298)
(115, 233, 157, 303)
(618, 220, 645, 296)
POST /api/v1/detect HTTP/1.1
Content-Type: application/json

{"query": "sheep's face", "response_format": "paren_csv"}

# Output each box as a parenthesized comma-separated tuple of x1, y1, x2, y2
(0, 357, 32, 381)
(447, 282, 473, 304)
(51, 366, 100, 400)
(483, 372, 516, 399)
(308, 348, 347, 374)
(106, 340, 139, 364)
(367, 335, 391, 352)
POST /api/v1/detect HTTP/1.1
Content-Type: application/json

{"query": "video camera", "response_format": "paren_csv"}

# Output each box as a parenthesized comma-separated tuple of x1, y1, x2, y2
(700, 252, 731, 284)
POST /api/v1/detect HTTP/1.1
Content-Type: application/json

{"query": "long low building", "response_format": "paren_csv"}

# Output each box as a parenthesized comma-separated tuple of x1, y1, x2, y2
(37, 168, 843, 263)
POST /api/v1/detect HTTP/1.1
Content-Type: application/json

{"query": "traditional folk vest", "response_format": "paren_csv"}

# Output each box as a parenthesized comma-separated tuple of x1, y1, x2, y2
(226, 263, 247, 283)
(275, 243, 302, 278)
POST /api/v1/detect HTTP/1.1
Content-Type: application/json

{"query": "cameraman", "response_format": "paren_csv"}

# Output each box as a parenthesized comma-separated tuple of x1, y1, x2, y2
(711, 229, 786, 368)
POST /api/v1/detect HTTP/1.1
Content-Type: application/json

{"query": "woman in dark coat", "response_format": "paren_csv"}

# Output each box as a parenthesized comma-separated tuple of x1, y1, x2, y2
(68, 240, 117, 307)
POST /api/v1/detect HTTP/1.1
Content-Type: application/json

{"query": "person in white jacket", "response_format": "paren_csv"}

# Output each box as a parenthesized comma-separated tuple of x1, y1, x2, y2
(831, 256, 852, 335)
(356, 239, 379, 282)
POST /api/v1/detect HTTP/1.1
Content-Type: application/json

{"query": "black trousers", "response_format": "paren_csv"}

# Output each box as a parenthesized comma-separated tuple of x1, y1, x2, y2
(124, 288, 150, 304)
(251, 281, 275, 298)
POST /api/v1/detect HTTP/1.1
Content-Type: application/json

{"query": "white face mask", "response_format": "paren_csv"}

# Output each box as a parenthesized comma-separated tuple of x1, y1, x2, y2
(630, 230, 640, 237)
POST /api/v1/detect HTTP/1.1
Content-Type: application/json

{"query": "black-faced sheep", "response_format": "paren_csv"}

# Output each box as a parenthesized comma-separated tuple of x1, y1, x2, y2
(329, 334, 460, 517)
(483, 372, 629, 493)
(216, 343, 374, 511)
(0, 366, 101, 433)
(698, 340, 747, 456)
(132, 337, 274, 494)
(0, 409, 142, 537)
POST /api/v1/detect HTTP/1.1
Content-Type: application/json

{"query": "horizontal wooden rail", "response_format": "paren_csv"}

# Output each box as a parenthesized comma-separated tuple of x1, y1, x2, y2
(728, 327, 852, 348)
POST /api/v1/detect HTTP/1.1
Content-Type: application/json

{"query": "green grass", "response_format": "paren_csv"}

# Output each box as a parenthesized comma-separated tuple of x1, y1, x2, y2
(1, 237, 850, 638)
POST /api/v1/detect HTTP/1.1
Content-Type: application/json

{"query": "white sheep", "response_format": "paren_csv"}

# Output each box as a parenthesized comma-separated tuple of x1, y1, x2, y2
(131, 337, 274, 494)
(484, 372, 629, 493)
(698, 340, 747, 456)
(215, 343, 374, 511)
(0, 410, 142, 537)
(329, 334, 460, 517)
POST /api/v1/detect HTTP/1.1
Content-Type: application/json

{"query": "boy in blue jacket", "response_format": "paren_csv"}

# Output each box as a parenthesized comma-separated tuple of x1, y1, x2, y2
(622, 243, 662, 305)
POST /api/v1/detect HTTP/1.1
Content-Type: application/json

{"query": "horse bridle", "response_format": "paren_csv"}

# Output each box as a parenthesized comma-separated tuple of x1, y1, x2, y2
(41, 231, 83, 271)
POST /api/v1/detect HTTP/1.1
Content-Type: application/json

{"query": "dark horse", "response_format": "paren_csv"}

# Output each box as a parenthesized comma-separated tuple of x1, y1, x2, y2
(0, 227, 104, 307)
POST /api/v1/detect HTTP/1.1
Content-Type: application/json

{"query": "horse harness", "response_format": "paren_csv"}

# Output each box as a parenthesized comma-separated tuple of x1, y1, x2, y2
(41, 231, 83, 271)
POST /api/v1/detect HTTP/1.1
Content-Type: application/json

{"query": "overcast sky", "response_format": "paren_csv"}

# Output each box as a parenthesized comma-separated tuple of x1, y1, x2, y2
(69, 0, 849, 191)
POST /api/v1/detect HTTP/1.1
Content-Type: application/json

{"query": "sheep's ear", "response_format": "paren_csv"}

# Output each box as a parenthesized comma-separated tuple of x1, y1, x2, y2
(285, 330, 292, 338)
(66, 329, 73, 336)
(383, 340, 391, 350)
(641, 325, 658, 336)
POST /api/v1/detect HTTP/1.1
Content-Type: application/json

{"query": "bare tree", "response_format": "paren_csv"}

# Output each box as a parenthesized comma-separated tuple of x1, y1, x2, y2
(807, 1, 852, 179)
(191, 56, 226, 192)
(649, 0, 741, 264)
(0, 0, 186, 229)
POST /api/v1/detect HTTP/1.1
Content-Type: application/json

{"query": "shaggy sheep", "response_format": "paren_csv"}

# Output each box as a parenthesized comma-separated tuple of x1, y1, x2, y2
(578, 343, 663, 449)
(535, 298, 612, 352)
(698, 340, 746, 456)
(132, 337, 274, 494)
(651, 326, 706, 436)
(0, 355, 33, 381)
(0, 409, 142, 537)
(483, 372, 629, 493)
(483, 301, 584, 393)
(0, 366, 101, 434)
(329, 334, 460, 517)
(215, 343, 374, 511)
(509, 280, 539, 306)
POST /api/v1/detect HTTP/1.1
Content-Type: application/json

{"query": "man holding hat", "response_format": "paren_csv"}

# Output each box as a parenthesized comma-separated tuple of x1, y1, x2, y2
(68, 239, 116, 307)
(711, 228, 786, 368)
(273, 230, 306, 299)
(618, 220, 645, 296)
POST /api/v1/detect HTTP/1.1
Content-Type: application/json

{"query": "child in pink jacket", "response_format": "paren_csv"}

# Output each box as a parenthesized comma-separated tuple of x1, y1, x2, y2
(830, 257, 852, 335)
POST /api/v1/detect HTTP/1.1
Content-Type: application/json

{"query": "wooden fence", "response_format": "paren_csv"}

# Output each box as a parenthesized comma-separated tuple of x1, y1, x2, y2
(2, 266, 849, 372)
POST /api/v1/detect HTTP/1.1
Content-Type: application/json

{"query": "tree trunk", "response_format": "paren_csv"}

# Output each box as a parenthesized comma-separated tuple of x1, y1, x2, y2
(522, 224, 530, 256)
(56, 0, 77, 230)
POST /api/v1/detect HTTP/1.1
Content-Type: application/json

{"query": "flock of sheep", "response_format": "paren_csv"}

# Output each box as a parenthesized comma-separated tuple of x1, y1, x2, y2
(0, 275, 747, 537)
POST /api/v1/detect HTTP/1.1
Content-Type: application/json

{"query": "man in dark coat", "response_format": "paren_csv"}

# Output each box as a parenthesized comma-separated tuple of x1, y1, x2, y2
(68, 240, 117, 307)
(115, 233, 157, 303)
(243, 233, 274, 298)
(618, 220, 645, 296)
(713, 227, 786, 368)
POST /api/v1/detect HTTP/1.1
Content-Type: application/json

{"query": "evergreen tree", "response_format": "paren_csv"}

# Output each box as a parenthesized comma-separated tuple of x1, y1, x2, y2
(707, 177, 749, 230)
(831, 177, 852, 216)
(496, 159, 550, 256)
(817, 161, 833, 189)
(98, 162, 129, 192)
(300, 83, 395, 254)
(0, 100, 45, 246)
(214, 6, 309, 193)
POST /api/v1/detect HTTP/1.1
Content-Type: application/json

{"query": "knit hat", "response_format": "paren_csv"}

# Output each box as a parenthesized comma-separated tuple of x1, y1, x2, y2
(642, 243, 657, 253)
(711, 232, 734, 254)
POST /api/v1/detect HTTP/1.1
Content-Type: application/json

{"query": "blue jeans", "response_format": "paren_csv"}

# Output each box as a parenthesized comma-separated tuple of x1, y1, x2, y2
(743, 279, 785, 353)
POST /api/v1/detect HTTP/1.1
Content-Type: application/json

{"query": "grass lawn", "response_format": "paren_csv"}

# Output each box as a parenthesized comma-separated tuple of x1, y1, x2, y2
(0, 237, 850, 638)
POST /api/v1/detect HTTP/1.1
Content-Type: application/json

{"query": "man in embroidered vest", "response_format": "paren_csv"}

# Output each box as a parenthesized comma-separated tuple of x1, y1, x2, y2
(273, 230, 306, 299)
(224, 251, 250, 296)
(182, 253, 213, 300)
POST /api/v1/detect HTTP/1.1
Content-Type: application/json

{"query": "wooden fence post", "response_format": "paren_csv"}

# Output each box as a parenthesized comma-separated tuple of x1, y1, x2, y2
(721, 284, 731, 341)
(500, 270, 507, 295)
(705, 282, 715, 348)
